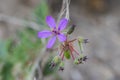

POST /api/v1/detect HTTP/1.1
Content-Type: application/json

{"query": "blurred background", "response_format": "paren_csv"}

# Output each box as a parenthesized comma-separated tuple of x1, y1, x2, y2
(0, 0, 120, 80)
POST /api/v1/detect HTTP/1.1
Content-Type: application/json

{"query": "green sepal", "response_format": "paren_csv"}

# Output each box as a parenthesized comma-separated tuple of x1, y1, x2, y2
(59, 62, 64, 67)
(64, 50, 71, 59)
(78, 37, 84, 43)
(53, 56, 61, 63)
(74, 59, 79, 64)
(79, 54, 84, 58)
(78, 37, 84, 53)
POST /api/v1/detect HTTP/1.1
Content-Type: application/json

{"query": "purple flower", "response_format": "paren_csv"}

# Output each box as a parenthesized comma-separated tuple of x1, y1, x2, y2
(38, 16, 68, 48)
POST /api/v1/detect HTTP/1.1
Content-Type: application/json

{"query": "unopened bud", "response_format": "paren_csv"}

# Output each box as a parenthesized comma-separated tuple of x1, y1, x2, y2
(78, 58, 83, 64)
(49, 62, 56, 69)
(59, 62, 64, 71)
(67, 24, 76, 34)
(74, 59, 79, 64)
(59, 62, 64, 67)
(53, 56, 61, 63)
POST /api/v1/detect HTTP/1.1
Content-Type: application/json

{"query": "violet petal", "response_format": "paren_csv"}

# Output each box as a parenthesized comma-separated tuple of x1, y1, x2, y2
(47, 36, 56, 48)
(58, 18, 68, 31)
(58, 33, 66, 42)
(38, 30, 52, 38)
(46, 16, 56, 28)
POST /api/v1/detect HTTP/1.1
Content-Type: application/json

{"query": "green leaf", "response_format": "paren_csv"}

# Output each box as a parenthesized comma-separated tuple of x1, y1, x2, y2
(34, 0, 49, 24)
(1, 62, 13, 80)
(0, 40, 10, 61)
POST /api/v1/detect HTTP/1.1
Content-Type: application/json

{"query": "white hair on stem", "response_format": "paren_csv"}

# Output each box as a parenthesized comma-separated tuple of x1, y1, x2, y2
(65, 0, 71, 20)
(57, 0, 71, 24)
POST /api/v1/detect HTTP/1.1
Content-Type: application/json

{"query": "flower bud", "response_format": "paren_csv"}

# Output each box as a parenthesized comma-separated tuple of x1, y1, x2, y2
(49, 62, 56, 69)
(74, 59, 79, 64)
(59, 62, 64, 71)
(50, 56, 61, 69)
(67, 24, 76, 35)
(53, 56, 61, 63)
(59, 61, 64, 67)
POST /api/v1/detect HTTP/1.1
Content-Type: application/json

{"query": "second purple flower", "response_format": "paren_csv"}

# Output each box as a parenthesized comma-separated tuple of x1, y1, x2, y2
(38, 16, 68, 48)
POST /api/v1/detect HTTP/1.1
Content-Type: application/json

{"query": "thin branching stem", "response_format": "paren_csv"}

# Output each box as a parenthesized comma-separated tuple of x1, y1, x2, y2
(57, 0, 71, 24)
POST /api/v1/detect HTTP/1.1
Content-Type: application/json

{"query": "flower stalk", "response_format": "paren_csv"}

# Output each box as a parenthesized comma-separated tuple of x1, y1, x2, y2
(48, 25, 88, 71)
(37, 0, 88, 71)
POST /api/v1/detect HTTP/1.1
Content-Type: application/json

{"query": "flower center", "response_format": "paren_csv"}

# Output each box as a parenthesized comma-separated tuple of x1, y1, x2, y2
(52, 29, 60, 35)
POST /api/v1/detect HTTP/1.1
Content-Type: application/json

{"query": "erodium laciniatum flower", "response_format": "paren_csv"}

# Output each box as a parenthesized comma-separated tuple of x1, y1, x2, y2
(38, 16, 88, 71)
(38, 16, 68, 48)
(49, 24, 88, 71)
